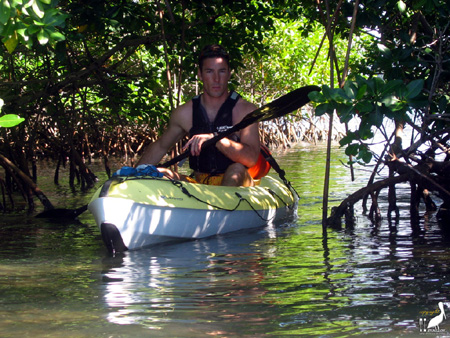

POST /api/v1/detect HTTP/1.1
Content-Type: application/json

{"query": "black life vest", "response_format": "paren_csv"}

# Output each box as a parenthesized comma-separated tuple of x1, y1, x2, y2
(189, 91, 240, 174)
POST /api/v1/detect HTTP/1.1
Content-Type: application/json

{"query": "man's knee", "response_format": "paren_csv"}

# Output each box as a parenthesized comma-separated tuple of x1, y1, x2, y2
(222, 163, 253, 187)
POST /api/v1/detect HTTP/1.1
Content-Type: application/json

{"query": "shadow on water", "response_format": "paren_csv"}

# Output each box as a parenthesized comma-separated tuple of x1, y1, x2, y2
(1, 145, 450, 337)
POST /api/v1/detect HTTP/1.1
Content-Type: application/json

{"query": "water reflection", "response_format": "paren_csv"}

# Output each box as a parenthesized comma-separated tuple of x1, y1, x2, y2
(100, 228, 280, 336)
(256, 224, 450, 336)
(99, 206, 450, 337)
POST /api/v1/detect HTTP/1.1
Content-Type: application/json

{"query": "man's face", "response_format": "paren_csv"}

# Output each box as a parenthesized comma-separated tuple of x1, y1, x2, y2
(198, 57, 231, 98)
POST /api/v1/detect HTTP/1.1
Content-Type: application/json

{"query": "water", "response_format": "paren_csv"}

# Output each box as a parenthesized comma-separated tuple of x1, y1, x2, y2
(1, 144, 450, 337)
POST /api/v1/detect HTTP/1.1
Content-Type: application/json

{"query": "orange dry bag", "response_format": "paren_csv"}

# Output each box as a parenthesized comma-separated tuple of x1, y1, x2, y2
(247, 144, 272, 179)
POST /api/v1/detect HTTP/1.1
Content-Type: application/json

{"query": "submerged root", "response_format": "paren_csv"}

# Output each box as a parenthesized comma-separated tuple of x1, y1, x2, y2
(328, 158, 450, 231)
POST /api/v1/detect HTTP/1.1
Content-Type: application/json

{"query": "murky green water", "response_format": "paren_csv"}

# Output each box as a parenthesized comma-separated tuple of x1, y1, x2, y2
(1, 144, 450, 337)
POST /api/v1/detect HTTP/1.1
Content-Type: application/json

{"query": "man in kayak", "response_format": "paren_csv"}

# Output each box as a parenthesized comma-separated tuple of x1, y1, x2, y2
(137, 44, 262, 187)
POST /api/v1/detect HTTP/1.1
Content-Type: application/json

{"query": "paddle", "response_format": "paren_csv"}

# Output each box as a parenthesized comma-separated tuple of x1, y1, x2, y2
(160, 85, 320, 168)
(35, 85, 320, 219)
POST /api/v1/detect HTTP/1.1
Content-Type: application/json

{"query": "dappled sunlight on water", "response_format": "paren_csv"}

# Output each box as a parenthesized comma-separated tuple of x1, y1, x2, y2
(1, 144, 450, 337)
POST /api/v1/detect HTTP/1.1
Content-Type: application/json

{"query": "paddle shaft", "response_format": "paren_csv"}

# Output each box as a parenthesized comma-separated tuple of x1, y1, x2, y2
(160, 85, 320, 168)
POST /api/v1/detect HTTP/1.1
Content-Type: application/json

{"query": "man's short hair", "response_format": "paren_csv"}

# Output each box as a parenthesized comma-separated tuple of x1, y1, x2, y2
(198, 44, 230, 70)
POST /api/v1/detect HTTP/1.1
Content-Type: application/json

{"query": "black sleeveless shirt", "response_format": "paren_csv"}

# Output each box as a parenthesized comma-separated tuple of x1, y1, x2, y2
(189, 91, 240, 174)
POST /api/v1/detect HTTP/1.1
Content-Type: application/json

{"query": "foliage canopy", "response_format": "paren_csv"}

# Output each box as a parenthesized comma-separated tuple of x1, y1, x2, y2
(0, 0, 449, 224)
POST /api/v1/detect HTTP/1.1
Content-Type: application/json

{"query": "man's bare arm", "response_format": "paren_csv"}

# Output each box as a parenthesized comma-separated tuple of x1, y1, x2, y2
(137, 103, 191, 165)
(216, 99, 260, 167)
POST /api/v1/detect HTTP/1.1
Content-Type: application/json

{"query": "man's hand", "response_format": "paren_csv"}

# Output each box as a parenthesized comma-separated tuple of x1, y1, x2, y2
(183, 133, 216, 156)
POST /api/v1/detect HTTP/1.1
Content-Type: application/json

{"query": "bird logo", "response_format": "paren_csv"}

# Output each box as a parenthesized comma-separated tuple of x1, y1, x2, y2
(423, 302, 450, 332)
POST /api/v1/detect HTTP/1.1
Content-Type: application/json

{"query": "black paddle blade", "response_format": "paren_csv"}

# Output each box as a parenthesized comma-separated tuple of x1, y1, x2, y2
(160, 85, 321, 168)
(239, 85, 321, 126)
(35, 204, 88, 219)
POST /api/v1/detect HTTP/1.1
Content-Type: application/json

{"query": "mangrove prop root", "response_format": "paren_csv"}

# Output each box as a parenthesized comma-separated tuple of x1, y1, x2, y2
(328, 157, 450, 229)
(327, 174, 409, 229)
(0, 153, 54, 210)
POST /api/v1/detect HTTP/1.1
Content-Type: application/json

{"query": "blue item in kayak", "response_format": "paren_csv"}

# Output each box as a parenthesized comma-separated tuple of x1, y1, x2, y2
(113, 165, 163, 178)
(136, 164, 164, 177)
(113, 166, 136, 176)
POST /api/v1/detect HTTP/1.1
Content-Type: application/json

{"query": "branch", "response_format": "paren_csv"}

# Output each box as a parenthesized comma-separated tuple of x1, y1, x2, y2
(391, 160, 450, 199)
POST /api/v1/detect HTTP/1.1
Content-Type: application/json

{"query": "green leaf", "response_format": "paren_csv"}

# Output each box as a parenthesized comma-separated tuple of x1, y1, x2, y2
(407, 97, 428, 109)
(397, 0, 406, 12)
(33, 19, 46, 26)
(32, 0, 45, 19)
(339, 132, 357, 146)
(26, 24, 40, 35)
(405, 79, 424, 99)
(355, 101, 373, 113)
(358, 123, 374, 140)
(331, 88, 350, 103)
(343, 82, 357, 100)
(4, 31, 18, 53)
(337, 104, 355, 123)
(367, 109, 384, 127)
(372, 76, 386, 94)
(0, 13, 14, 36)
(355, 84, 367, 100)
(308, 90, 326, 103)
(9, 0, 23, 7)
(37, 28, 49, 44)
(412, 0, 427, 9)
(345, 143, 359, 156)
(380, 80, 403, 97)
(0, 114, 25, 127)
(28, 0, 45, 19)
(315, 103, 332, 116)
(43, 9, 68, 27)
(438, 96, 448, 112)
(321, 85, 333, 100)
(359, 146, 373, 163)
(0, 1, 12, 25)
(50, 30, 65, 41)
(377, 43, 392, 57)
(15, 27, 26, 38)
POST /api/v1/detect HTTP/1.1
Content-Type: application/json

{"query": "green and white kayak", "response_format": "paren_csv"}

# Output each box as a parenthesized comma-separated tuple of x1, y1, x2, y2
(88, 175, 298, 253)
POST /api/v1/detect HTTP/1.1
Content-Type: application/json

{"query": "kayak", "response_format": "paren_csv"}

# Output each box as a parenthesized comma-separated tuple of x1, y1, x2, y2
(88, 175, 298, 253)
